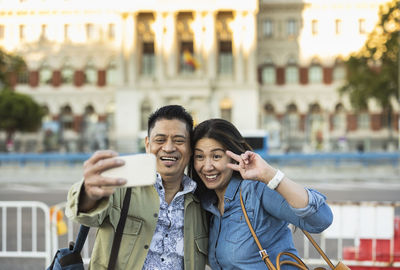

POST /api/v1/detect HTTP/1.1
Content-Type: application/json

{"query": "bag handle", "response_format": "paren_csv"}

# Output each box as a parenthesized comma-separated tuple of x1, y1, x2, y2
(107, 187, 132, 270)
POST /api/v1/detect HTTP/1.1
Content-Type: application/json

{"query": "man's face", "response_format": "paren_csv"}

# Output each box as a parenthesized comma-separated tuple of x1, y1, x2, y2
(145, 119, 191, 182)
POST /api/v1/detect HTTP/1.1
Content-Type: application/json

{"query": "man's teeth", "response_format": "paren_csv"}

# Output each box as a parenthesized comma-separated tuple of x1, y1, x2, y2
(161, 157, 177, 161)
(205, 175, 217, 180)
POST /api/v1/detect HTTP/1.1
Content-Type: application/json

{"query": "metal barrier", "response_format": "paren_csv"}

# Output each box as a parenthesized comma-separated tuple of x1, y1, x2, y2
(0, 201, 51, 267)
(0, 152, 399, 167)
(296, 201, 400, 269)
(1, 200, 399, 269)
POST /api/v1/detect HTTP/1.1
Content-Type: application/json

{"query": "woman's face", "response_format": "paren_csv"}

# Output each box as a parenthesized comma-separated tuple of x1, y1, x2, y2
(193, 137, 233, 193)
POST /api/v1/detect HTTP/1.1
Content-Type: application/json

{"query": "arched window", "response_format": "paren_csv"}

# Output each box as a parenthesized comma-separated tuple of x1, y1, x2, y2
(60, 105, 74, 130)
(262, 103, 277, 129)
(332, 103, 346, 132)
(283, 103, 299, 136)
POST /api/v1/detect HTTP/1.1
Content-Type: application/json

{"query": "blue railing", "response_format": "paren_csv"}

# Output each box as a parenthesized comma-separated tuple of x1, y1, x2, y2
(0, 152, 399, 167)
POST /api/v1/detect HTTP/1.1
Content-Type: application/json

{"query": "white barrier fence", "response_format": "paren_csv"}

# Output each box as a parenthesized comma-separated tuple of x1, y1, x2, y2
(0, 200, 399, 269)
(0, 201, 51, 266)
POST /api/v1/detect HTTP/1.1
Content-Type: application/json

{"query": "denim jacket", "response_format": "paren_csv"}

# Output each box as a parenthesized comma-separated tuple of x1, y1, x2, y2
(201, 178, 333, 270)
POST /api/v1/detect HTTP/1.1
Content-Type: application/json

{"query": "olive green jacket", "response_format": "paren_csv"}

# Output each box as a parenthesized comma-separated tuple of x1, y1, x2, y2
(65, 180, 208, 270)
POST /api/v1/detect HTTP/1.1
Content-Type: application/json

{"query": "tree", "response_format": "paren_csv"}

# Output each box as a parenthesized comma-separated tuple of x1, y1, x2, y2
(0, 47, 43, 151)
(340, 0, 399, 130)
(0, 49, 26, 89)
(0, 89, 44, 151)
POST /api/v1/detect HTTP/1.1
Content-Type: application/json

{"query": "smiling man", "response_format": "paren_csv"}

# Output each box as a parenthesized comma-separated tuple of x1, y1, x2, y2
(66, 105, 208, 270)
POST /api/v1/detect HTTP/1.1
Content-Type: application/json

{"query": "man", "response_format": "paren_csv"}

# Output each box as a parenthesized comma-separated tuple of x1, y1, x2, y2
(66, 105, 208, 270)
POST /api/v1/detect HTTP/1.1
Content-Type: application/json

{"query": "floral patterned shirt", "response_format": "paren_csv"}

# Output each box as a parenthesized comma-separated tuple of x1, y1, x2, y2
(142, 173, 197, 270)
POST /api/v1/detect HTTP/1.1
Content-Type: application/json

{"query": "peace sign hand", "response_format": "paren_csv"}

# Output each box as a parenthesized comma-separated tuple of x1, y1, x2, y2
(226, 150, 277, 184)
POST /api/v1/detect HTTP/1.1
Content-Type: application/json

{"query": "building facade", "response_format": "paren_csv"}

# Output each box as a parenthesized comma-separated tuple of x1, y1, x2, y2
(0, 0, 398, 153)
(257, 0, 399, 152)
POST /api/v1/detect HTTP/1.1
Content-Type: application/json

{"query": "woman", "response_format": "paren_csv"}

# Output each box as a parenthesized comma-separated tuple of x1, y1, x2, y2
(189, 118, 333, 270)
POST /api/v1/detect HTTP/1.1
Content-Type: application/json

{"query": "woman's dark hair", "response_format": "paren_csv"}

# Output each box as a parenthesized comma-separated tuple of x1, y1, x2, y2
(188, 118, 252, 197)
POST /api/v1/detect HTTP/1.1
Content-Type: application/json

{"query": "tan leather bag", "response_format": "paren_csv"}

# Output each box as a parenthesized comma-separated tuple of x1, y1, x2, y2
(239, 189, 351, 270)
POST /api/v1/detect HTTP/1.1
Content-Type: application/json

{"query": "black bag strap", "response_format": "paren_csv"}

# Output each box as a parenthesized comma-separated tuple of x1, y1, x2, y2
(107, 187, 132, 270)
(73, 225, 90, 253)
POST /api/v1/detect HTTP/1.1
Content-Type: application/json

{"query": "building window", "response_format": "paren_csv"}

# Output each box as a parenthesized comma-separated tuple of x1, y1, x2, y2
(108, 24, 115, 40)
(261, 65, 275, 85)
(60, 105, 74, 131)
(84, 66, 97, 85)
(217, 12, 234, 76)
(333, 65, 346, 81)
(19, 25, 25, 40)
(137, 13, 156, 77)
(180, 41, 196, 74)
(218, 41, 233, 75)
(357, 111, 370, 130)
(141, 42, 155, 76)
(335, 19, 342, 35)
(220, 97, 232, 122)
(61, 66, 74, 84)
(106, 61, 118, 85)
(64, 24, 70, 41)
(140, 100, 152, 130)
(177, 12, 195, 74)
(86, 23, 95, 40)
(262, 19, 273, 37)
(359, 19, 366, 34)
(333, 104, 346, 132)
(0, 25, 5, 40)
(309, 65, 323, 83)
(284, 104, 300, 138)
(17, 65, 29, 84)
(287, 19, 297, 37)
(311, 20, 318, 35)
(285, 65, 298, 84)
(39, 66, 53, 85)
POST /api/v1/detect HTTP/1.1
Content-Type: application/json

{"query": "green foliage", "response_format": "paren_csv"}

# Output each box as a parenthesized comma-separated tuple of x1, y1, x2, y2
(0, 50, 26, 88)
(340, 0, 399, 110)
(0, 88, 44, 134)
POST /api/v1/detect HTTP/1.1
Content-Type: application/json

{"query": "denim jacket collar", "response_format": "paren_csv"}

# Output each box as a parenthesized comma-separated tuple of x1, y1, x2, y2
(224, 178, 241, 201)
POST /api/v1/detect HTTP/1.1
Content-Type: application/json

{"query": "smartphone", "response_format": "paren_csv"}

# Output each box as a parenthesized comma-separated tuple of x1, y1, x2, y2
(101, 153, 156, 187)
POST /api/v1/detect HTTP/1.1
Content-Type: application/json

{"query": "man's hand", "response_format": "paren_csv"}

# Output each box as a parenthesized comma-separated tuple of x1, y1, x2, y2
(79, 150, 127, 212)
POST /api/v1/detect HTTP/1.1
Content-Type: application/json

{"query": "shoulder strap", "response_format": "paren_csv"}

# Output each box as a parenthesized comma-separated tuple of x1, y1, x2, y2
(239, 188, 277, 270)
(73, 225, 90, 253)
(107, 187, 132, 270)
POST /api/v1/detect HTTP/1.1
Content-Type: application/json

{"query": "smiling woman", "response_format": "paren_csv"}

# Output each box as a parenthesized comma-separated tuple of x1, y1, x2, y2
(188, 118, 333, 270)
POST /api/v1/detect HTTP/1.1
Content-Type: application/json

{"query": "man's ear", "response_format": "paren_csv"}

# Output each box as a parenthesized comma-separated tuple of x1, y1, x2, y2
(145, 136, 150, 153)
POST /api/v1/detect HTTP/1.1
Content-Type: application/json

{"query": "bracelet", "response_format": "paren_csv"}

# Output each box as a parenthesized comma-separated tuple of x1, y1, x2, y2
(267, 170, 285, 190)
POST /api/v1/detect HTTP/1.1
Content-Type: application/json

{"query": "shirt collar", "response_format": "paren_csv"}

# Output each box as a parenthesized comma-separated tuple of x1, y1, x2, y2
(224, 178, 241, 201)
(155, 173, 197, 195)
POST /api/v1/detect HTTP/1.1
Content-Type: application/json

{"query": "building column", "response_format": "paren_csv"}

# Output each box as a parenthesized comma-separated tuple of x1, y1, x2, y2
(204, 11, 217, 81)
(117, 14, 128, 86)
(245, 11, 257, 84)
(154, 12, 165, 82)
(127, 13, 138, 86)
(233, 11, 244, 84)
(164, 12, 177, 78)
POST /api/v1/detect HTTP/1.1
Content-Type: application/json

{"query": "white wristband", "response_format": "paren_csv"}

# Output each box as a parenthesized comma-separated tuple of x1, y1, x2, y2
(267, 170, 285, 190)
